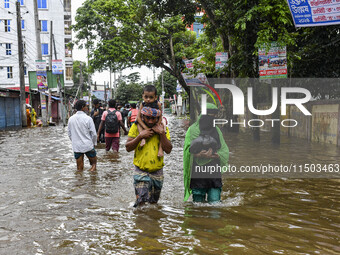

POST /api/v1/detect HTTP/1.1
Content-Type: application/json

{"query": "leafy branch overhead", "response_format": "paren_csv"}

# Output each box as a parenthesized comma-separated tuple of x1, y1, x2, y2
(73, 0, 340, 97)
(73, 0, 200, 94)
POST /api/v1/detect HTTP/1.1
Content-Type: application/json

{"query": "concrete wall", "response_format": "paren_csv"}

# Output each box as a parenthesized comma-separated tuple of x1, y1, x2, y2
(289, 105, 311, 140)
(311, 104, 338, 145)
(244, 100, 340, 146)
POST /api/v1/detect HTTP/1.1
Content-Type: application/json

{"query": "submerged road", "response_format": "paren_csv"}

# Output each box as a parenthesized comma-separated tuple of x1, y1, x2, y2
(0, 115, 339, 254)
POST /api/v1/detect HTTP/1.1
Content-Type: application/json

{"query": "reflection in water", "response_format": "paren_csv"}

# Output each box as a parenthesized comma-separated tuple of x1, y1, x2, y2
(0, 116, 339, 254)
(132, 206, 168, 254)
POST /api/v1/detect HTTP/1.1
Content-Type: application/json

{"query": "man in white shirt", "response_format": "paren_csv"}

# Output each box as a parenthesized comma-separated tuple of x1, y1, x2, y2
(68, 100, 97, 171)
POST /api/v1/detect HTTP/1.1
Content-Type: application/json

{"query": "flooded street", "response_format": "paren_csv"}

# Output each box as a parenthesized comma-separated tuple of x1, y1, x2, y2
(0, 115, 339, 254)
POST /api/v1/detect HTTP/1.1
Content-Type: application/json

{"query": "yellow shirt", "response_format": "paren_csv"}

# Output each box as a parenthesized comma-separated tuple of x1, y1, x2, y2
(128, 123, 171, 172)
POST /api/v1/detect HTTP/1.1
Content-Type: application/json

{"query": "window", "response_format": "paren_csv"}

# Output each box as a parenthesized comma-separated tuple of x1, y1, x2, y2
(41, 43, 48, 55)
(21, 20, 25, 30)
(4, 0, 9, 8)
(64, 0, 71, 12)
(6, 43, 11, 55)
(18, 0, 24, 5)
(64, 21, 71, 35)
(66, 66, 73, 81)
(40, 20, 48, 32)
(7, 67, 13, 79)
(5, 20, 10, 32)
(65, 47, 72, 57)
(23, 42, 26, 54)
(37, 0, 47, 9)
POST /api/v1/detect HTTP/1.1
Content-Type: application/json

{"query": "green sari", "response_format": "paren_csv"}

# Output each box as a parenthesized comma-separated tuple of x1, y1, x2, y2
(183, 115, 229, 201)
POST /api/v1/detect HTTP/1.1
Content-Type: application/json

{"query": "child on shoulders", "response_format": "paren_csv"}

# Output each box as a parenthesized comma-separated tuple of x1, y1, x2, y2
(136, 85, 167, 157)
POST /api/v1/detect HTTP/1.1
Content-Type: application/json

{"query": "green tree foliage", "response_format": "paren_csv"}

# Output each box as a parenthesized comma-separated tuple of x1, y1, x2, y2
(116, 73, 144, 104)
(66, 61, 90, 97)
(73, 0, 200, 94)
(74, 0, 339, 101)
(291, 26, 340, 78)
(196, 0, 294, 77)
(198, 0, 339, 79)
(72, 61, 89, 88)
(154, 70, 178, 99)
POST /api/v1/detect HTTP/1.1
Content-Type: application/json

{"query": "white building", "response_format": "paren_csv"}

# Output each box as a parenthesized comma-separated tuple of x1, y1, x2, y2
(0, 0, 73, 89)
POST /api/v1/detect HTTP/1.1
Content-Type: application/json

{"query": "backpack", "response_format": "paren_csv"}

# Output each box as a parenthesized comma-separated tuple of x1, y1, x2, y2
(122, 109, 129, 118)
(105, 110, 119, 133)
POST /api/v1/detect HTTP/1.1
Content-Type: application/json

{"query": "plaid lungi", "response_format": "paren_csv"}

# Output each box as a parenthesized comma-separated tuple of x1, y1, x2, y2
(133, 166, 164, 207)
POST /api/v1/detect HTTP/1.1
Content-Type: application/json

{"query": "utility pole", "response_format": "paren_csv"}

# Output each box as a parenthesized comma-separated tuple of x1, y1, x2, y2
(48, 20, 53, 123)
(16, 1, 27, 127)
(110, 67, 112, 99)
(113, 72, 116, 98)
(33, 0, 47, 126)
(79, 63, 84, 99)
(161, 70, 165, 113)
(104, 81, 107, 105)
(53, 34, 66, 126)
(87, 43, 92, 111)
(153, 67, 156, 85)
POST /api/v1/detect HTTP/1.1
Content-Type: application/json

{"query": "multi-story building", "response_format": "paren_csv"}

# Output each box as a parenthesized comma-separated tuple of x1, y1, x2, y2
(0, 0, 73, 89)
(187, 12, 205, 38)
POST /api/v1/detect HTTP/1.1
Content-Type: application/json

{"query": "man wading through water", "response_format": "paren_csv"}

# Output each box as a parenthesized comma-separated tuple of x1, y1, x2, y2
(126, 107, 172, 207)
(68, 100, 97, 172)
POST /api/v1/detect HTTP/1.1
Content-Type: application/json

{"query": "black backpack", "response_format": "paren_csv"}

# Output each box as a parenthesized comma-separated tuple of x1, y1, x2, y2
(105, 110, 119, 133)
(122, 109, 129, 118)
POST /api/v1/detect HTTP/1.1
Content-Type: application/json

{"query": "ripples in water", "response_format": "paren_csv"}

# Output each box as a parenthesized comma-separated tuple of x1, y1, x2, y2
(0, 116, 339, 254)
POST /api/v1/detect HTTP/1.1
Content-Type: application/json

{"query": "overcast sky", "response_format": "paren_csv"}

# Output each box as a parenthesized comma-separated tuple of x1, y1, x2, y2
(72, 0, 160, 86)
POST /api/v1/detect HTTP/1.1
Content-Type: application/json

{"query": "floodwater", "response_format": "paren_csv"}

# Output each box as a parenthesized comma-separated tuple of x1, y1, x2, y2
(0, 115, 339, 254)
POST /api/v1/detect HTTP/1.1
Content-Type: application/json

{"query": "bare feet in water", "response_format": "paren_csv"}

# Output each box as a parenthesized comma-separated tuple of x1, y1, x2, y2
(89, 164, 96, 172)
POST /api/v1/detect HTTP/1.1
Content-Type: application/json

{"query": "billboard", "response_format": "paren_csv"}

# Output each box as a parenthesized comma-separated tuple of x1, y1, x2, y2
(215, 52, 228, 70)
(259, 43, 287, 79)
(35, 60, 48, 92)
(286, 0, 340, 27)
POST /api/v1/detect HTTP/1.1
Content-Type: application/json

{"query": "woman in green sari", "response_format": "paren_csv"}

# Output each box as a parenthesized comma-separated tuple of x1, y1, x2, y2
(183, 103, 229, 203)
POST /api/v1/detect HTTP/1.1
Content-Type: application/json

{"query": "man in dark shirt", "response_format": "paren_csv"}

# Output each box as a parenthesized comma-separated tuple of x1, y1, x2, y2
(91, 99, 105, 143)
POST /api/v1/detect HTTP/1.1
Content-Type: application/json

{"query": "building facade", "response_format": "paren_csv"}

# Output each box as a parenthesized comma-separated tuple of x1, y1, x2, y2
(187, 12, 205, 38)
(0, 0, 73, 89)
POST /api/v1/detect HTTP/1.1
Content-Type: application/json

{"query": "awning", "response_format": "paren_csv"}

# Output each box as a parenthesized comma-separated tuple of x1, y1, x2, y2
(7, 86, 30, 92)
(41, 92, 61, 101)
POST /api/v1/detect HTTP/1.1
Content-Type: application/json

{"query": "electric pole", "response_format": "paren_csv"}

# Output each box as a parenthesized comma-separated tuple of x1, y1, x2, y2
(52, 32, 66, 126)
(87, 42, 92, 111)
(48, 20, 53, 123)
(110, 67, 112, 99)
(153, 67, 156, 85)
(104, 81, 107, 105)
(79, 63, 84, 99)
(16, 1, 27, 127)
(114, 72, 116, 98)
(162, 70, 165, 113)
(33, 0, 47, 126)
